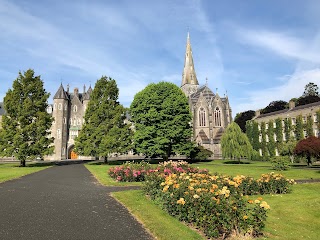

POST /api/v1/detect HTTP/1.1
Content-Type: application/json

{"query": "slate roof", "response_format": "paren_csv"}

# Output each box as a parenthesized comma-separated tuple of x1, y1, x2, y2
(190, 85, 228, 105)
(197, 130, 210, 144)
(53, 84, 69, 100)
(255, 101, 320, 119)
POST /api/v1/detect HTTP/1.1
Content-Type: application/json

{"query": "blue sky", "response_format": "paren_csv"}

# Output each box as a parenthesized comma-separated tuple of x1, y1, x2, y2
(1, 0, 320, 116)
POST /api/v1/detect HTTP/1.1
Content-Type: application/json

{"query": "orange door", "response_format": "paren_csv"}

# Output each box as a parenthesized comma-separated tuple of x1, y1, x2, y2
(70, 151, 78, 160)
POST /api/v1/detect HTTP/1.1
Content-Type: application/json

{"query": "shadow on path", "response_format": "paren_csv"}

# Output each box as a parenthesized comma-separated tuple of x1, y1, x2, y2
(0, 164, 153, 240)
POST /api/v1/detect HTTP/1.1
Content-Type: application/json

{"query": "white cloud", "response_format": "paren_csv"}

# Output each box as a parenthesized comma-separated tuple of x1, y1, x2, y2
(234, 68, 320, 114)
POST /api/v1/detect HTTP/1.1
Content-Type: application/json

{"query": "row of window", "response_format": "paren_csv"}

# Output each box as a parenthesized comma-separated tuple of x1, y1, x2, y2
(53, 104, 80, 112)
(55, 129, 79, 139)
(259, 129, 319, 142)
(260, 114, 318, 130)
(198, 107, 222, 127)
(53, 117, 84, 126)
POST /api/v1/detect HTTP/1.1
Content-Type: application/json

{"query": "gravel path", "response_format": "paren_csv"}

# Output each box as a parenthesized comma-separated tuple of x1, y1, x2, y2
(0, 164, 153, 240)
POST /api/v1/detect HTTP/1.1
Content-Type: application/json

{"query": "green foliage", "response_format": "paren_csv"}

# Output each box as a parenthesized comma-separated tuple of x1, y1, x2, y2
(284, 118, 292, 142)
(260, 122, 268, 157)
(306, 115, 314, 137)
(75, 76, 132, 160)
(130, 82, 193, 160)
(317, 110, 320, 135)
(0, 69, 53, 166)
(261, 100, 288, 114)
(246, 120, 260, 151)
(303, 82, 319, 97)
(234, 110, 255, 133)
(271, 156, 291, 171)
(295, 115, 304, 141)
(221, 122, 253, 161)
(267, 120, 276, 157)
(275, 118, 283, 145)
(190, 145, 213, 162)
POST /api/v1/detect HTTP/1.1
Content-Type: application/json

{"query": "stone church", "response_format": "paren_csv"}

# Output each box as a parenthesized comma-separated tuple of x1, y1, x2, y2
(181, 33, 232, 156)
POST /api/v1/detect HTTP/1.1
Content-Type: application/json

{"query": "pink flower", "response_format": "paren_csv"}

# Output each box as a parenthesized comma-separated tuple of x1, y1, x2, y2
(116, 176, 122, 181)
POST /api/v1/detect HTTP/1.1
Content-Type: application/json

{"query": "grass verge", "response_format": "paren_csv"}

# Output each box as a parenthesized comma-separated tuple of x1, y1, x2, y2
(112, 190, 204, 240)
(0, 163, 51, 183)
(193, 160, 320, 180)
(85, 162, 141, 186)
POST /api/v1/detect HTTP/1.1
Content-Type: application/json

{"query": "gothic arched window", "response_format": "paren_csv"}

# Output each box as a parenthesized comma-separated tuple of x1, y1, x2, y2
(199, 108, 206, 127)
(214, 107, 222, 127)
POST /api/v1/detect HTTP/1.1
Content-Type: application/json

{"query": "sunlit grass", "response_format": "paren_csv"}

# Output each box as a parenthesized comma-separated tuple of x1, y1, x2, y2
(0, 163, 51, 183)
(193, 160, 320, 180)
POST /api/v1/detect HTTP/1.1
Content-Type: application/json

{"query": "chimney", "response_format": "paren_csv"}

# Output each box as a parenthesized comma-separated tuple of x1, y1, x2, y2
(289, 100, 295, 109)
(74, 88, 79, 96)
(255, 110, 261, 117)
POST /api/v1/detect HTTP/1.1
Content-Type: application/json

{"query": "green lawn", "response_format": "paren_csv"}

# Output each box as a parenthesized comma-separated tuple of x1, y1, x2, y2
(193, 160, 320, 180)
(85, 162, 142, 186)
(85, 161, 320, 240)
(0, 163, 51, 183)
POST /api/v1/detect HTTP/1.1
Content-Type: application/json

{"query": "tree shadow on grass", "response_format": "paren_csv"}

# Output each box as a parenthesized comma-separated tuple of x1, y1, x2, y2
(223, 160, 252, 164)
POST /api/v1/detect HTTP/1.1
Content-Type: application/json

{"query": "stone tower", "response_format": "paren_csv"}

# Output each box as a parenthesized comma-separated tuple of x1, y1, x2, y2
(52, 84, 69, 160)
(181, 32, 199, 96)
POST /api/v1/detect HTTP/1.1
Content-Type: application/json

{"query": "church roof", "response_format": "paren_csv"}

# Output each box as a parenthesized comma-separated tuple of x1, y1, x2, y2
(83, 86, 92, 100)
(189, 85, 228, 105)
(197, 130, 210, 144)
(181, 32, 199, 86)
(53, 84, 69, 100)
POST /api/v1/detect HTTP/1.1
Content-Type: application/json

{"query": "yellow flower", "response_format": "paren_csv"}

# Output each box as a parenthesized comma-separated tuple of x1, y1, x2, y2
(254, 199, 260, 204)
(173, 183, 180, 189)
(162, 185, 169, 192)
(248, 200, 254, 204)
(184, 191, 189, 195)
(196, 188, 202, 193)
(193, 194, 200, 199)
(257, 197, 263, 201)
(160, 182, 166, 186)
(177, 197, 186, 205)
(260, 201, 270, 210)
(243, 215, 249, 220)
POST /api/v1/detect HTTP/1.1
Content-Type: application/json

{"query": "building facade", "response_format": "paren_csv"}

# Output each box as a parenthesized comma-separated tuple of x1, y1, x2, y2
(250, 100, 320, 156)
(181, 33, 232, 156)
(46, 84, 93, 160)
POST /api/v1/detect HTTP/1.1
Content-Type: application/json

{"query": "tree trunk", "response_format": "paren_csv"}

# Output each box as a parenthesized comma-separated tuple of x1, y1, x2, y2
(20, 159, 26, 167)
(306, 155, 312, 166)
(104, 156, 108, 164)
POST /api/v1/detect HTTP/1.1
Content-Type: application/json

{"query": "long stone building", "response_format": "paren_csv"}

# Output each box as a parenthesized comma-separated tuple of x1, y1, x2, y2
(251, 100, 320, 156)
(180, 33, 232, 156)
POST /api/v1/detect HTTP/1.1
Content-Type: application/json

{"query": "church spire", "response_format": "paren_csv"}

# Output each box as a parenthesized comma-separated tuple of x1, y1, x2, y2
(181, 32, 199, 87)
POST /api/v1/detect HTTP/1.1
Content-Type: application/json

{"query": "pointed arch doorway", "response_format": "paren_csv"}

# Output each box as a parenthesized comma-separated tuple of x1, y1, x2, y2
(68, 145, 78, 160)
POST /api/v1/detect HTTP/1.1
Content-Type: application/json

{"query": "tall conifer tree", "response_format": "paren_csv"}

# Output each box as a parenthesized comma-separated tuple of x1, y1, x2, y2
(75, 76, 132, 161)
(0, 69, 53, 166)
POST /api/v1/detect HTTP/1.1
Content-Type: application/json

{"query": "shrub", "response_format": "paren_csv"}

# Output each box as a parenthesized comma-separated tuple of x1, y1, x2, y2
(189, 145, 213, 162)
(271, 156, 291, 171)
(144, 172, 271, 238)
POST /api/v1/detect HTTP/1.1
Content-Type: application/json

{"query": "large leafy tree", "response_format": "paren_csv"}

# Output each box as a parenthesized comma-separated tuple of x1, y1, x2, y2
(221, 122, 253, 162)
(0, 69, 53, 166)
(296, 82, 320, 106)
(75, 76, 132, 162)
(234, 110, 255, 133)
(130, 82, 193, 160)
(294, 136, 320, 166)
(261, 100, 288, 114)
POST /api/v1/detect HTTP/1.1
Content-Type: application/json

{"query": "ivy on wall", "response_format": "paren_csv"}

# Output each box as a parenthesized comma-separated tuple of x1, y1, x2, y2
(260, 122, 268, 156)
(284, 118, 292, 142)
(275, 118, 283, 150)
(316, 110, 320, 136)
(267, 120, 275, 157)
(295, 115, 304, 141)
(306, 115, 314, 137)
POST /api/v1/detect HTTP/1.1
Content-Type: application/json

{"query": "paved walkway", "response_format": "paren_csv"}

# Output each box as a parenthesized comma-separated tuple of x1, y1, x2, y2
(0, 164, 153, 240)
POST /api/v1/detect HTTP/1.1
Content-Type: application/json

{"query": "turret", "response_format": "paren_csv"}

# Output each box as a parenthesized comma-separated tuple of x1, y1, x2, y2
(52, 84, 69, 160)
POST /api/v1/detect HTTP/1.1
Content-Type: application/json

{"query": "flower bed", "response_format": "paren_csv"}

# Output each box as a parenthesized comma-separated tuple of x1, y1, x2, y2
(109, 161, 295, 238)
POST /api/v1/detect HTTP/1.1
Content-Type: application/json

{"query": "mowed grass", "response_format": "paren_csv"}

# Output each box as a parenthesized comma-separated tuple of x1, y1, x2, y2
(85, 162, 142, 186)
(0, 163, 51, 183)
(258, 183, 320, 240)
(112, 190, 204, 240)
(193, 160, 320, 180)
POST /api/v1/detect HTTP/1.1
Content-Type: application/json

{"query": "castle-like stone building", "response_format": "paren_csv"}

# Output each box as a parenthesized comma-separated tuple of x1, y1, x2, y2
(181, 33, 232, 155)
(46, 84, 93, 160)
